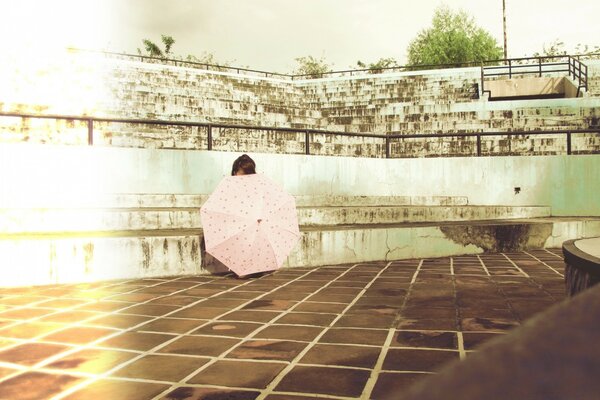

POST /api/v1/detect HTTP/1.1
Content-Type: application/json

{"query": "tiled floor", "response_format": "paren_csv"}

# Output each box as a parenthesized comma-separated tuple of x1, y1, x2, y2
(0, 249, 566, 399)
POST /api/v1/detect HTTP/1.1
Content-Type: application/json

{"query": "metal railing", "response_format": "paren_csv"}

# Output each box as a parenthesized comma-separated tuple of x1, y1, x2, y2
(481, 55, 590, 97)
(76, 48, 599, 81)
(1, 112, 599, 158)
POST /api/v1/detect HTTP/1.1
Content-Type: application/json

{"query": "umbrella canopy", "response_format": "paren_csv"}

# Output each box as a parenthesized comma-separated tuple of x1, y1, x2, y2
(200, 174, 301, 276)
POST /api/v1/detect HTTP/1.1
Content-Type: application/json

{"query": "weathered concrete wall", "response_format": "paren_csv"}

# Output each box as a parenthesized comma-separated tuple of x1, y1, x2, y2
(586, 60, 600, 97)
(485, 77, 571, 98)
(1, 51, 598, 157)
(1, 144, 598, 286)
(1, 144, 598, 216)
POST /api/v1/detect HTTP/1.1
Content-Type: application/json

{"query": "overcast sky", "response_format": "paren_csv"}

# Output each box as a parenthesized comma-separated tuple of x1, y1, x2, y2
(4, 0, 599, 73)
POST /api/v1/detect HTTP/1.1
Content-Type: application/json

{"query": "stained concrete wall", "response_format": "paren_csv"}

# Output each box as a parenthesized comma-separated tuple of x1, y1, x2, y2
(1, 51, 598, 157)
(1, 144, 598, 217)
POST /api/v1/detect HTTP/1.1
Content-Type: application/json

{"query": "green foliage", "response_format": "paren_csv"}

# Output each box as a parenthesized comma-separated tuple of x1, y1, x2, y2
(356, 57, 399, 74)
(293, 55, 332, 78)
(406, 6, 503, 68)
(184, 52, 234, 68)
(137, 35, 232, 67)
(138, 35, 175, 58)
(161, 35, 175, 56)
(140, 39, 164, 57)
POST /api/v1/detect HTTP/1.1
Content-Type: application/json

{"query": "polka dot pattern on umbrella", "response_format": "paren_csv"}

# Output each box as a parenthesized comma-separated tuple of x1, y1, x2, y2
(200, 174, 301, 276)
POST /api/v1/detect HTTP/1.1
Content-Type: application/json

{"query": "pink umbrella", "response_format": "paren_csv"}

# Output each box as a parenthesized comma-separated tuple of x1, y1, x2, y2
(200, 174, 301, 277)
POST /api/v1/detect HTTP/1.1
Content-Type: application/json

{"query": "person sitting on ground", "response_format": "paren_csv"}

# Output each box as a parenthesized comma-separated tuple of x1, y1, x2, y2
(202, 154, 258, 275)
(231, 154, 256, 176)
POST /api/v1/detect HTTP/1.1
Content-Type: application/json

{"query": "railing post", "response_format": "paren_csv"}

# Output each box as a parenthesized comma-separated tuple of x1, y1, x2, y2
(207, 124, 212, 150)
(305, 130, 310, 155)
(508, 59, 512, 78)
(476, 134, 481, 156)
(538, 57, 542, 77)
(87, 119, 93, 145)
(480, 65, 485, 96)
(566, 132, 572, 155)
(385, 136, 390, 158)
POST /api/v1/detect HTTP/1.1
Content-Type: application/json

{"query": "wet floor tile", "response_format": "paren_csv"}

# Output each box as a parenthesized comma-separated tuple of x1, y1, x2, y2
(0, 342, 70, 366)
(77, 301, 130, 312)
(45, 348, 137, 373)
(276, 312, 337, 326)
(460, 317, 520, 332)
(86, 314, 153, 329)
(112, 354, 209, 382)
(161, 387, 260, 400)
(462, 332, 505, 350)
(253, 325, 324, 342)
(98, 331, 175, 351)
(187, 359, 286, 389)
(168, 306, 230, 319)
(333, 314, 396, 329)
(41, 326, 117, 345)
(0, 250, 567, 399)
(159, 335, 241, 357)
(299, 343, 380, 368)
(38, 310, 102, 323)
(136, 317, 206, 334)
(243, 300, 297, 311)
(0, 366, 18, 379)
(275, 365, 370, 397)
(116, 304, 180, 316)
(218, 310, 282, 323)
(382, 348, 459, 372)
(191, 321, 263, 337)
(319, 328, 389, 346)
(0, 307, 55, 320)
(397, 318, 457, 331)
(63, 379, 169, 400)
(370, 372, 431, 400)
(392, 331, 457, 350)
(292, 302, 348, 313)
(228, 339, 307, 361)
(0, 372, 84, 400)
(265, 395, 322, 400)
(0, 321, 66, 340)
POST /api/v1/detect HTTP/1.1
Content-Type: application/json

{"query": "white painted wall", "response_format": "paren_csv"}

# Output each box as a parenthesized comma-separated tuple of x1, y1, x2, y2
(1, 143, 598, 216)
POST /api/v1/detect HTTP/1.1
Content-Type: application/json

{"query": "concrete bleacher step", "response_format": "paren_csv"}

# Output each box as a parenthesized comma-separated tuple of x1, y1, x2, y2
(2, 216, 598, 287)
(297, 205, 550, 226)
(0, 194, 597, 286)
(290, 217, 600, 267)
(0, 205, 550, 233)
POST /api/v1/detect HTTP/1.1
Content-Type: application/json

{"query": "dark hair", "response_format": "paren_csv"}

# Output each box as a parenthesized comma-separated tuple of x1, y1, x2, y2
(231, 154, 256, 176)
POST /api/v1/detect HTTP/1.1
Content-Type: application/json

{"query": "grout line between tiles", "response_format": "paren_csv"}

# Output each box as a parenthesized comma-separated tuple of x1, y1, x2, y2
(360, 327, 396, 399)
(501, 253, 530, 278)
(255, 261, 395, 400)
(456, 331, 467, 361)
(523, 251, 564, 277)
(543, 248, 564, 259)
(149, 263, 372, 399)
(45, 274, 282, 400)
(475, 255, 491, 276)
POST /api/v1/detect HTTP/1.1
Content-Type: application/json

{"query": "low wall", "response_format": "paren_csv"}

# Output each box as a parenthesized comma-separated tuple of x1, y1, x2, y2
(1, 144, 598, 216)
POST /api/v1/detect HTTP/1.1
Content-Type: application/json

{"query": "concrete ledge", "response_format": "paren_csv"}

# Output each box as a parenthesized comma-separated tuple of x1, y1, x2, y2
(563, 236, 600, 296)
(1, 217, 598, 287)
